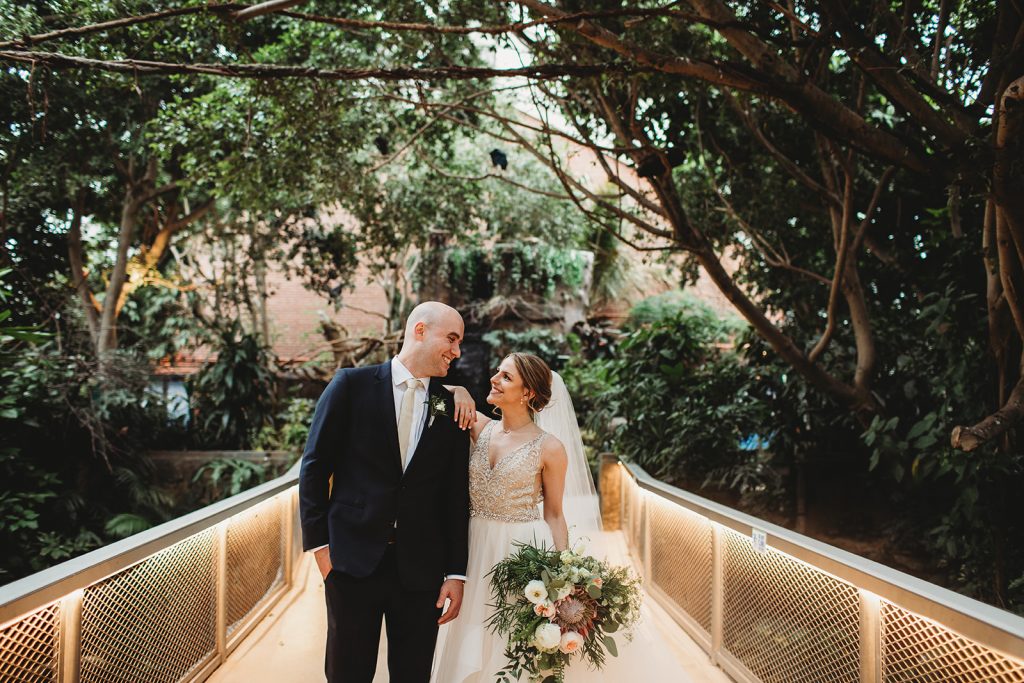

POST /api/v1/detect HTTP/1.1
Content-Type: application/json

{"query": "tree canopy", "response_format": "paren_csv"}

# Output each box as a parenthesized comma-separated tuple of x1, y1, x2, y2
(5, 0, 1018, 445)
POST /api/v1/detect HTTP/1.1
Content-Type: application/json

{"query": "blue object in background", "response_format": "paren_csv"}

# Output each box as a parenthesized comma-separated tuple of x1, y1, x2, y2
(738, 433, 771, 451)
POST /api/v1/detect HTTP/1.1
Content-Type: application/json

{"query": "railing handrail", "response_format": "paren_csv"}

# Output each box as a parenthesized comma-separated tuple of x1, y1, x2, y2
(622, 460, 1024, 661)
(0, 464, 300, 627)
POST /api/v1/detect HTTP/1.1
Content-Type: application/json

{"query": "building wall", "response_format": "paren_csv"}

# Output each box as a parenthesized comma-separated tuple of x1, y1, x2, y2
(263, 262, 390, 365)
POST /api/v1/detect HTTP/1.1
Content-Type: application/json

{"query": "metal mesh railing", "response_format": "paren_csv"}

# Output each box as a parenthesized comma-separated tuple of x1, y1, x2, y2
(613, 460, 1024, 683)
(721, 527, 860, 683)
(225, 504, 284, 635)
(882, 601, 1024, 682)
(0, 478, 299, 683)
(79, 530, 217, 683)
(621, 467, 644, 560)
(0, 602, 59, 683)
(647, 495, 713, 633)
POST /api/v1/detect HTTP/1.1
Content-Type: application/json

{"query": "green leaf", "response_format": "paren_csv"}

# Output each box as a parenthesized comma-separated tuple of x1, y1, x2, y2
(913, 434, 937, 450)
(907, 421, 927, 440)
(603, 636, 618, 657)
(868, 450, 881, 471)
(104, 513, 152, 539)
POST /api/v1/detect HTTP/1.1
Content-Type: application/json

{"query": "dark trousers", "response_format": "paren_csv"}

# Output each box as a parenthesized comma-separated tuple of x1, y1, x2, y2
(324, 545, 441, 683)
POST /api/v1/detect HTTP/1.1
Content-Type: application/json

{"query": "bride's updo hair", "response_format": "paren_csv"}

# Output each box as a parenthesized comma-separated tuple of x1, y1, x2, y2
(507, 352, 552, 414)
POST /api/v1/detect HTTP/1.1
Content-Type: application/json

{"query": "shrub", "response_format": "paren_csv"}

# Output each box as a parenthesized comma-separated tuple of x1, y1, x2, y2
(188, 323, 278, 449)
(482, 328, 573, 371)
(253, 396, 315, 459)
(565, 293, 773, 495)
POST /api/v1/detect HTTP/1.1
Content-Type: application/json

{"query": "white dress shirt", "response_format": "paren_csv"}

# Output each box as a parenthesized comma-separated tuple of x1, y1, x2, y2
(391, 357, 430, 470)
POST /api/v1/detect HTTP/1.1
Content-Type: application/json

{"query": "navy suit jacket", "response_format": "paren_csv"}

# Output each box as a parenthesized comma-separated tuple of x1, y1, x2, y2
(298, 362, 471, 591)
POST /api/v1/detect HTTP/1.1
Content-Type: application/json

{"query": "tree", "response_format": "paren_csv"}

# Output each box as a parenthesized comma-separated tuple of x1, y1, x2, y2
(481, 0, 1020, 447)
(0, 2, 235, 363)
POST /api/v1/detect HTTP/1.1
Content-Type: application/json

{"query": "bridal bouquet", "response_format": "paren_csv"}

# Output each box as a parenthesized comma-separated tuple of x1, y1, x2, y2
(487, 540, 642, 683)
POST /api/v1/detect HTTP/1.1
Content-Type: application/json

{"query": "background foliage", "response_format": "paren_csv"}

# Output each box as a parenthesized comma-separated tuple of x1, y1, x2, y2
(1, 0, 1021, 615)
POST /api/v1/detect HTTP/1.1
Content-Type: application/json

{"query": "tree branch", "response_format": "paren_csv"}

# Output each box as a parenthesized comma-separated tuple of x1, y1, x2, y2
(695, 112, 830, 285)
(681, 0, 932, 173)
(66, 189, 99, 345)
(724, 90, 841, 208)
(0, 4, 244, 50)
(416, 155, 574, 200)
(281, 7, 708, 36)
(818, 0, 972, 151)
(534, 81, 668, 218)
(951, 374, 1024, 451)
(511, 0, 773, 92)
(0, 49, 654, 82)
(809, 164, 855, 363)
(850, 166, 897, 255)
(930, 0, 952, 83)
(497, 117, 675, 240)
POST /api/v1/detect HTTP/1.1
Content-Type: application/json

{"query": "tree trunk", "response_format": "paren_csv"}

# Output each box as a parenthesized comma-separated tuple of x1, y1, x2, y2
(254, 256, 271, 346)
(96, 189, 140, 359)
(951, 75, 1024, 449)
(66, 190, 99, 346)
(842, 256, 877, 395)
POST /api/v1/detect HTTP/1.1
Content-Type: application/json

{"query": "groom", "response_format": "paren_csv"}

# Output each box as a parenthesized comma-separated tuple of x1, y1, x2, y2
(299, 301, 471, 683)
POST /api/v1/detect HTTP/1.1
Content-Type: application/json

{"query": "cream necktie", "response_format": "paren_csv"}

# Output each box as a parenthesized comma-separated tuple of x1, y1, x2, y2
(398, 378, 423, 471)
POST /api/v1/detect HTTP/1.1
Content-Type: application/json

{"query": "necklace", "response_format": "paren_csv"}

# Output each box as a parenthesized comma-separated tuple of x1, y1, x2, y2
(501, 418, 532, 435)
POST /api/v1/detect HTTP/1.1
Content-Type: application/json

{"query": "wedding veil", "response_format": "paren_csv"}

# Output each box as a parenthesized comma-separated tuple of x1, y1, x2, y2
(535, 370, 603, 540)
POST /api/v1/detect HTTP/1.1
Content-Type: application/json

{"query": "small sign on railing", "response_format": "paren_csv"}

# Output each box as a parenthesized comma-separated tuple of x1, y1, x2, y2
(751, 528, 768, 554)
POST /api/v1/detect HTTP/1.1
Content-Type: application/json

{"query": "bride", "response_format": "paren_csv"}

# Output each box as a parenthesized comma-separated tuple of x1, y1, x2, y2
(435, 352, 683, 682)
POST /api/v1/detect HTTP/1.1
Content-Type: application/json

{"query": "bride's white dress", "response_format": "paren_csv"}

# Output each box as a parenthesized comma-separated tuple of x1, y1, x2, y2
(433, 420, 686, 682)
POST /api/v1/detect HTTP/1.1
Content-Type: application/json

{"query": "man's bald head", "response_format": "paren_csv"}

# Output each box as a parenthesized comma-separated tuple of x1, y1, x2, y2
(402, 302, 459, 341)
(397, 301, 465, 377)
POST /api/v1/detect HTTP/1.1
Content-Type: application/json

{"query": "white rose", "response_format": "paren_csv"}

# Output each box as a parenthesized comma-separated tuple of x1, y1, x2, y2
(559, 631, 585, 654)
(534, 623, 562, 651)
(524, 580, 548, 605)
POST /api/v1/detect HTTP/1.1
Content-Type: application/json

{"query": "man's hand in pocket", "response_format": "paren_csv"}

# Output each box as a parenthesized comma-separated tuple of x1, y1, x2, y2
(315, 546, 332, 580)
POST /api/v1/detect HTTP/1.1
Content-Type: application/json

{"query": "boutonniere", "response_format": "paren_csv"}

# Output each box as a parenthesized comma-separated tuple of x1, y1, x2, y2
(426, 395, 449, 428)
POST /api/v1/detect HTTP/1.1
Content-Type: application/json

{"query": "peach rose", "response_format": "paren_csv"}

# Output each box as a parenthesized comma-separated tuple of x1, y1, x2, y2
(559, 631, 585, 654)
(533, 601, 556, 618)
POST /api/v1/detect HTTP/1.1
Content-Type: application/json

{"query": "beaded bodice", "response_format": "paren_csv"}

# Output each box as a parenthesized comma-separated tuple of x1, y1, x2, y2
(469, 420, 546, 523)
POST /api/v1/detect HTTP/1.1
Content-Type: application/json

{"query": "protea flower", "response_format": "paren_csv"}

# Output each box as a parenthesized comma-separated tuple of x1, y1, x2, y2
(552, 588, 598, 637)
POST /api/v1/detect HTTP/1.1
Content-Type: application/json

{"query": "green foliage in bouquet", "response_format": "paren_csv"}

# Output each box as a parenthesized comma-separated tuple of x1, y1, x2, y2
(488, 541, 641, 683)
